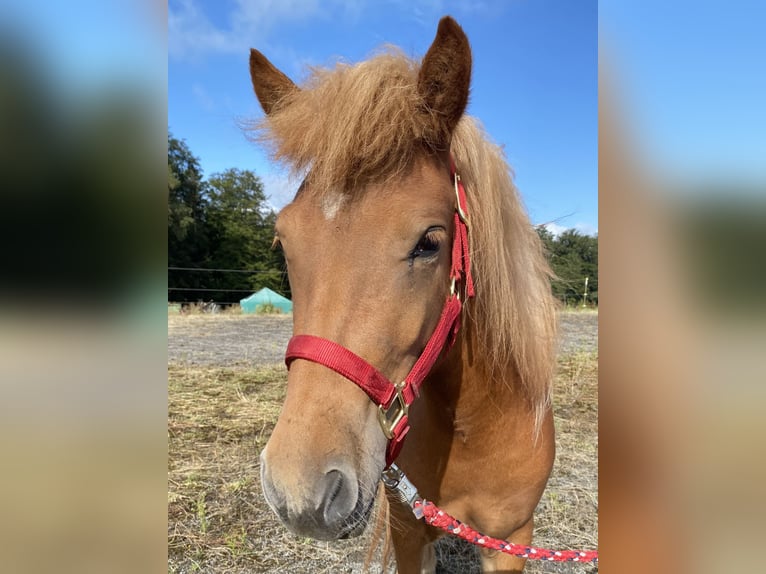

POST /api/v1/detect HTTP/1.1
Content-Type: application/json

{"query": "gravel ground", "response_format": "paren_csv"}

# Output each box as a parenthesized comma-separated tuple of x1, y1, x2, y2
(168, 315, 293, 367)
(557, 311, 598, 355)
(168, 311, 597, 367)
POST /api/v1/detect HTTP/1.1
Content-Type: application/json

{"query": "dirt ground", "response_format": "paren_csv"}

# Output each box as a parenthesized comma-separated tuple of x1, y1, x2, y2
(168, 311, 597, 368)
(168, 311, 597, 573)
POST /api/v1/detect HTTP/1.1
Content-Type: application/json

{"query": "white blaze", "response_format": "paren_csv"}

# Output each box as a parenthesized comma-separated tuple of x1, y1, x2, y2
(321, 193, 346, 220)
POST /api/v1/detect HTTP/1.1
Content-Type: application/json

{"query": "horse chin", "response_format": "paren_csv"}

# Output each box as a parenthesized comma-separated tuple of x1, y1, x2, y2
(336, 492, 376, 539)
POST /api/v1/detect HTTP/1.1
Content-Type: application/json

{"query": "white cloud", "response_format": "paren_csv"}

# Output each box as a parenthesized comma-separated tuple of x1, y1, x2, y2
(572, 222, 598, 237)
(541, 222, 568, 237)
(540, 221, 598, 237)
(168, 0, 234, 60)
(169, 0, 492, 62)
(169, 0, 365, 62)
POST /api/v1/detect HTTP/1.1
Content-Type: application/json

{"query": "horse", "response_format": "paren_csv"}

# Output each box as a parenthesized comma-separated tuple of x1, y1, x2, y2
(249, 16, 558, 574)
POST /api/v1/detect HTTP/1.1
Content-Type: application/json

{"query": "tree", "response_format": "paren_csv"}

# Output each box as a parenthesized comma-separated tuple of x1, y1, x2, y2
(204, 168, 287, 300)
(536, 227, 598, 306)
(167, 137, 288, 304)
(168, 133, 208, 251)
(168, 134, 211, 300)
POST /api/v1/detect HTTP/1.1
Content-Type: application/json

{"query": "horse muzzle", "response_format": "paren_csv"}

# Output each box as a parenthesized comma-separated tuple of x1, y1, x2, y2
(259, 452, 375, 540)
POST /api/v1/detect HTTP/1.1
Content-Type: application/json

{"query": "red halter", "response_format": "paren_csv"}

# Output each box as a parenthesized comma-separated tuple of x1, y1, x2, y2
(285, 158, 475, 467)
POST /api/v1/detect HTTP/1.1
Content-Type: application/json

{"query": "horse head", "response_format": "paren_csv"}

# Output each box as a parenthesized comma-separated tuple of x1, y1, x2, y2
(250, 17, 472, 540)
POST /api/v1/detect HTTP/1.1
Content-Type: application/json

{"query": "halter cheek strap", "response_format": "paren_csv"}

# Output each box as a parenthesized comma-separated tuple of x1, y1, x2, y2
(284, 157, 474, 467)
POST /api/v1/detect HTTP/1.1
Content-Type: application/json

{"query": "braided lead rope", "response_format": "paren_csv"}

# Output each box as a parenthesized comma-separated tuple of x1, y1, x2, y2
(382, 464, 598, 564)
(414, 500, 598, 563)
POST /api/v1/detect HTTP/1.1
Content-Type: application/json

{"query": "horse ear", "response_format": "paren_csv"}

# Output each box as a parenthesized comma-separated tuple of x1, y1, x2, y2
(418, 16, 472, 140)
(249, 48, 298, 115)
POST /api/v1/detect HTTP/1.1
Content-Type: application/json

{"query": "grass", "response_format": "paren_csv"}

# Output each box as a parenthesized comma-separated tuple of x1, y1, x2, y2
(560, 304, 599, 314)
(168, 352, 597, 573)
(170, 302, 244, 315)
(255, 303, 283, 315)
(526, 352, 598, 574)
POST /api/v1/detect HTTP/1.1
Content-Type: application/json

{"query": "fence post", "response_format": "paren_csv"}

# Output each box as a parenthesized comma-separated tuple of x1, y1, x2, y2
(582, 276, 589, 308)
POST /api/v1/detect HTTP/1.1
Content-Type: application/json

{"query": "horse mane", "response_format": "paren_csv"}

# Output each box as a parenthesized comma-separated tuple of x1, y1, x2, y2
(451, 118, 557, 423)
(248, 50, 557, 420)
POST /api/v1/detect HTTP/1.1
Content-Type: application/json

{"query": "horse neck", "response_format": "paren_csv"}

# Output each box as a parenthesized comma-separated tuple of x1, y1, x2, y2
(423, 327, 522, 432)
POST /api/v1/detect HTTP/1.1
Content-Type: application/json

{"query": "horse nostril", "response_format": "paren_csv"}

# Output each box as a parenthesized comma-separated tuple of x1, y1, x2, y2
(321, 469, 356, 525)
(325, 471, 344, 505)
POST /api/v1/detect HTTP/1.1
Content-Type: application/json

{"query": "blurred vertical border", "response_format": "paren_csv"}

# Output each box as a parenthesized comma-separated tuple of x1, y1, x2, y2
(0, 1, 166, 573)
(4, 0, 765, 572)
(600, 2, 766, 573)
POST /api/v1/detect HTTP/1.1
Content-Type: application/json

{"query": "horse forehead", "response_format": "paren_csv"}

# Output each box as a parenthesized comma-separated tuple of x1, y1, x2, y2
(283, 163, 453, 232)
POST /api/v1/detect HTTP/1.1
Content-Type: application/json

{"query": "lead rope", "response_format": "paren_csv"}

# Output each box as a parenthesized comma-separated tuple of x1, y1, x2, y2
(382, 464, 598, 564)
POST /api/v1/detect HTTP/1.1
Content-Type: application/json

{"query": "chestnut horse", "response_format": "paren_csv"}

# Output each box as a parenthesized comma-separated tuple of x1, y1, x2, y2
(250, 16, 557, 574)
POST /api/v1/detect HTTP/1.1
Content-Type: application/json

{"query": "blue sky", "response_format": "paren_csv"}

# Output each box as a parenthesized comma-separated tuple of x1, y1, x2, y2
(169, 0, 598, 235)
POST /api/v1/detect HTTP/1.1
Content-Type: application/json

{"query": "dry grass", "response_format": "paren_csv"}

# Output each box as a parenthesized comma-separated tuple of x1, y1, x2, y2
(167, 364, 379, 573)
(170, 302, 244, 316)
(560, 306, 599, 315)
(168, 351, 597, 573)
(525, 351, 598, 574)
(167, 313, 254, 330)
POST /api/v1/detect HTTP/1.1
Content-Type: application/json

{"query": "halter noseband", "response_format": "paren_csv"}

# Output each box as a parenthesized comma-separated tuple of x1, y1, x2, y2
(284, 158, 475, 467)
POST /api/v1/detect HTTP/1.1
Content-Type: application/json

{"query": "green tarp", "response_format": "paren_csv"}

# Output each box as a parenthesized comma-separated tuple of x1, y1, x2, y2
(239, 288, 292, 314)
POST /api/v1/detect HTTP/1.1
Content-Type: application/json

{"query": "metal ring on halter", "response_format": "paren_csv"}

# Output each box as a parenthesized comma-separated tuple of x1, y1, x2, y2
(450, 276, 463, 302)
(454, 173, 469, 225)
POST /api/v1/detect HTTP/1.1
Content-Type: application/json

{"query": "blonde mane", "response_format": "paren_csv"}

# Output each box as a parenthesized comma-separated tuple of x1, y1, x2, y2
(249, 50, 557, 416)
(452, 118, 557, 419)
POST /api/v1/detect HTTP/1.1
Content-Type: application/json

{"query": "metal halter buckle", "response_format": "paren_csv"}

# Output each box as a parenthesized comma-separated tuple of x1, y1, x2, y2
(377, 381, 408, 440)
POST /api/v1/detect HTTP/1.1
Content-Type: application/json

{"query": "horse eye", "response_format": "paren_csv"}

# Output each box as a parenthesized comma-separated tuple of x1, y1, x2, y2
(411, 229, 441, 259)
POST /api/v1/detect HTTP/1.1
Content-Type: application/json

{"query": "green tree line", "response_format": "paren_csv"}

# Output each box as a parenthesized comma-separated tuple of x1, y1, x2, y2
(536, 226, 598, 307)
(168, 133, 287, 303)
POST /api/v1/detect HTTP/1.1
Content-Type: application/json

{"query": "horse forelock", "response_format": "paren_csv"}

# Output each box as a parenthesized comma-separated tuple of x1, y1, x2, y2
(248, 49, 446, 198)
